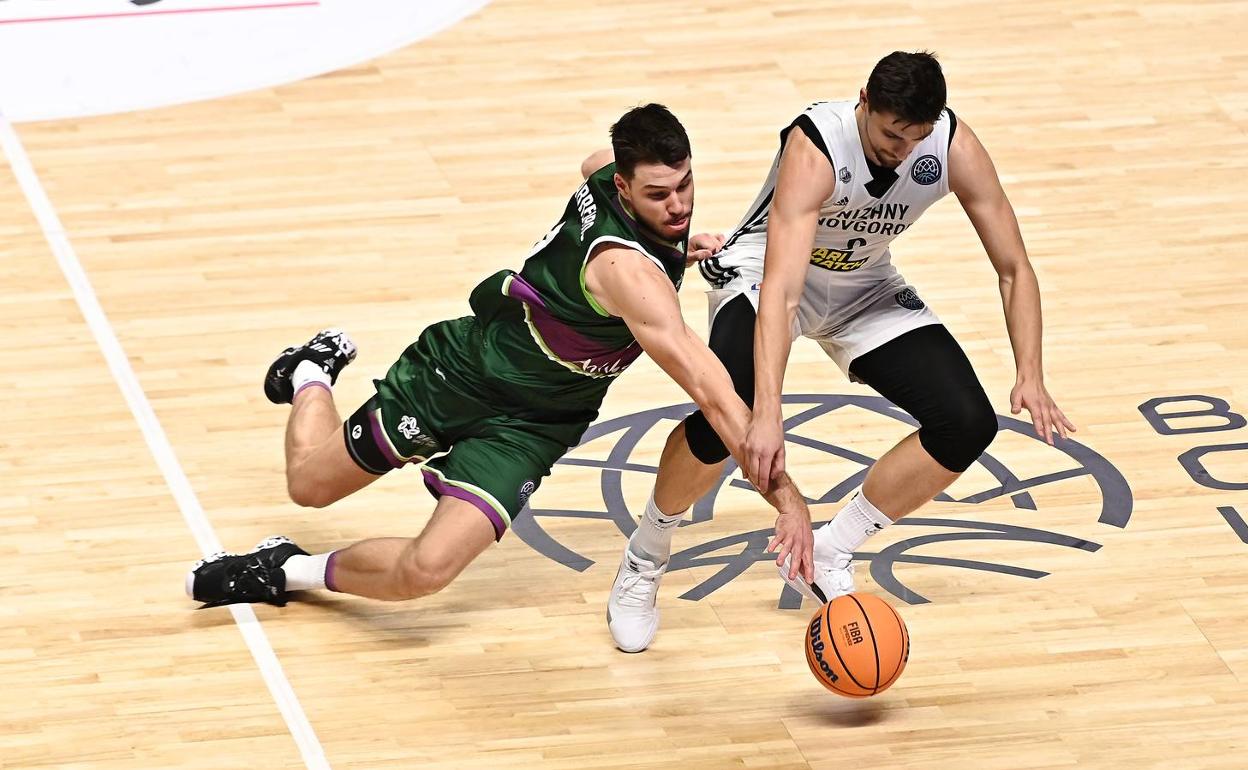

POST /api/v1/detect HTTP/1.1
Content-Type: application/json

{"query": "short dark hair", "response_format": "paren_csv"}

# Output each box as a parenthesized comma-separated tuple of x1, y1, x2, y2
(865, 51, 947, 126)
(610, 103, 691, 178)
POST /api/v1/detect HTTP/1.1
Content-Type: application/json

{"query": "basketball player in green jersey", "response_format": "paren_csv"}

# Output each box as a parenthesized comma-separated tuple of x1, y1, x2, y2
(186, 104, 817, 609)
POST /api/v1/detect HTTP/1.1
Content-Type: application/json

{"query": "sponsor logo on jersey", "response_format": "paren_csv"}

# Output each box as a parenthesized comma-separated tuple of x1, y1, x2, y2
(911, 155, 942, 185)
(810, 246, 869, 272)
(895, 288, 925, 310)
(833, 196, 849, 207)
(838, 166, 852, 184)
(573, 184, 598, 239)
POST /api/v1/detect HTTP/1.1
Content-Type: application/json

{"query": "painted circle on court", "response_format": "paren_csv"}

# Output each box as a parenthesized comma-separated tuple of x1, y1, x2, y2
(0, 0, 489, 122)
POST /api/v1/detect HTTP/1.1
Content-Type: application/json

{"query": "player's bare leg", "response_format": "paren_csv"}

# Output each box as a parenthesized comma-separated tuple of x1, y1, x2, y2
(283, 385, 378, 508)
(862, 432, 959, 519)
(608, 420, 723, 651)
(323, 497, 496, 600)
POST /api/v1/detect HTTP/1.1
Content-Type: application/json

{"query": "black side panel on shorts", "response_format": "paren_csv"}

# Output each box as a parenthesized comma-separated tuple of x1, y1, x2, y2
(343, 396, 396, 476)
(684, 294, 758, 464)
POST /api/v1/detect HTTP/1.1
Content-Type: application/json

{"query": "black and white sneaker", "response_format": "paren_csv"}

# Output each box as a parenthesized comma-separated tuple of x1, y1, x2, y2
(263, 328, 357, 404)
(185, 536, 308, 608)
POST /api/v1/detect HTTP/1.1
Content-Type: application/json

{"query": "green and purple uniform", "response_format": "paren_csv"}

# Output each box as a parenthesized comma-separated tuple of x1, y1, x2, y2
(343, 163, 687, 539)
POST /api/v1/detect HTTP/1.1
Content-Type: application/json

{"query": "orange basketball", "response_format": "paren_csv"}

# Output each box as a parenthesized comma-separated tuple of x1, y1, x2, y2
(804, 592, 909, 698)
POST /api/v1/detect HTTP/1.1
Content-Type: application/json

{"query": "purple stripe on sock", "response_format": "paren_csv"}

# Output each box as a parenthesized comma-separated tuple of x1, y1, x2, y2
(293, 380, 331, 399)
(325, 551, 341, 593)
(367, 407, 405, 469)
(421, 469, 507, 541)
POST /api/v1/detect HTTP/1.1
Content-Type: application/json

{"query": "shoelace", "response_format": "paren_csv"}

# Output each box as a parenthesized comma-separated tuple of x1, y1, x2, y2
(615, 565, 663, 609)
(329, 333, 355, 359)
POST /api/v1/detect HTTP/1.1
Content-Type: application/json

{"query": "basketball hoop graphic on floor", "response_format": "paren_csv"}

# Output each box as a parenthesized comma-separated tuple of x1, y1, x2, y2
(514, 394, 1134, 608)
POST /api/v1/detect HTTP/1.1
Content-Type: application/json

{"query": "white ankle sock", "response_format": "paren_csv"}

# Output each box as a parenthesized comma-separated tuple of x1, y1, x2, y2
(628, 492, 687, 563)
(292, 359, 331, 398)
(282, 552, 332, 591)
(815, 490, 893, 559)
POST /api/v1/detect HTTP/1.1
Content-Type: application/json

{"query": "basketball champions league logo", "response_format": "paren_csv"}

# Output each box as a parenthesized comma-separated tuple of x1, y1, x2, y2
(513, 395, 1134, 608)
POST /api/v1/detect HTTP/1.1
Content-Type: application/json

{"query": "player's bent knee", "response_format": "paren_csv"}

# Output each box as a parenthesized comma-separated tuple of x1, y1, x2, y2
(683, 411, 731, 465)
(920, 397, 999, 473)
(286, 474, 336, 509)
(396, 548, 457, 600)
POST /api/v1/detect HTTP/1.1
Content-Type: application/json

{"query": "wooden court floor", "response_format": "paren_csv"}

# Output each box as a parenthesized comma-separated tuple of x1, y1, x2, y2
(3, 1, 1247, 767)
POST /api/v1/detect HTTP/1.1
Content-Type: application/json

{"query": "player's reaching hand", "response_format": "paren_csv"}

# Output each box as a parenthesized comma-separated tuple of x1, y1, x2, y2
(686, 232, 726, 265)
(742, 413, 786, 494)
(1010, 378, 1076, 445)
(767, 504, 814, 583)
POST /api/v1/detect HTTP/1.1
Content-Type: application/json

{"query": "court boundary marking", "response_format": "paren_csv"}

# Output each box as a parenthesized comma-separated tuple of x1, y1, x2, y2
(0, 109, 331, 770)
(0, 2, 319, 26)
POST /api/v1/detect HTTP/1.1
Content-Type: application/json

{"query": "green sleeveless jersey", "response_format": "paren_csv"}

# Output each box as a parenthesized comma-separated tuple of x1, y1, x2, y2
(466, 162, 688, 405)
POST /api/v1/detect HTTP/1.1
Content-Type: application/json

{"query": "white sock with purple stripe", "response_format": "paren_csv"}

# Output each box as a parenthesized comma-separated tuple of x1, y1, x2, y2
(292, 359, 331, 398)
(283, 552, 334, 591)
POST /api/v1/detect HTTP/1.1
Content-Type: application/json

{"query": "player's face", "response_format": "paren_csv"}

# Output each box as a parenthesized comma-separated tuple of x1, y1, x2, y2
(615, 157, 694, 242)
(860, 102, 934, 169)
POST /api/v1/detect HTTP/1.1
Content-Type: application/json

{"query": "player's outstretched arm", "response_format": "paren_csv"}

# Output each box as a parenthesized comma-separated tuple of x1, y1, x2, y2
(949, 119, 1075, 445)
(749, 128, 836, 491)
(584, 246, 816, 581)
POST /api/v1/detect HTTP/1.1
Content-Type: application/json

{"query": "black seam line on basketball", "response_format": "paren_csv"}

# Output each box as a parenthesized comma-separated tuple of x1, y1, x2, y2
(881, 603, 905, 689)
(848, 594, 881, 694)
(820, 600, 850, 695)
(826, 600, 869, 692)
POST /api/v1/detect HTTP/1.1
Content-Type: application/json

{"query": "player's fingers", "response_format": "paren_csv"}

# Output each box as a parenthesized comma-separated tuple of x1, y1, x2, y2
(765, 534, 778, 553)
(1057, 408, 1077, 432)
(774, 541, 792, 570)
(773, 445, 786, 479)
(1054, 408, 1069, 440)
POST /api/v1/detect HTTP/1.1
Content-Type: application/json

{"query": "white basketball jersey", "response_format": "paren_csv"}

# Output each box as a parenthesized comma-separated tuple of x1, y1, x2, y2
(699, 100, 956, 287)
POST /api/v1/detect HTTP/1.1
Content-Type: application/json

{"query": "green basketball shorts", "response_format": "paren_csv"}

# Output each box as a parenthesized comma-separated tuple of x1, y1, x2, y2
(342, 317, 599, 540)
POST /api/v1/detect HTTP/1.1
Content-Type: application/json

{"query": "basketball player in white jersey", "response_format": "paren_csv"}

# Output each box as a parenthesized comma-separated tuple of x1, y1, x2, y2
(606, 51, 1076, 652)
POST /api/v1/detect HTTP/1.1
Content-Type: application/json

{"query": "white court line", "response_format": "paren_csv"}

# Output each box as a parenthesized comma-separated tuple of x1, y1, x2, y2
(0, 110, 331, 770)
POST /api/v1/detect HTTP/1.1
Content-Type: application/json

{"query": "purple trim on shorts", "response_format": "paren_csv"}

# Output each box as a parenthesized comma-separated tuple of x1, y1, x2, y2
(367, 407, 405, 469)
(293, 380, 331, 399)
(421, 469, 507, 542)
(506, 274, 643, 376)
(324, 551, 341, 593)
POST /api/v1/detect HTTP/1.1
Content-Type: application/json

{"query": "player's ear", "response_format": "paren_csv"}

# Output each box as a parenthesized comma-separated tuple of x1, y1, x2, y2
(613, 172, 630, 201)
(858, 88, 869, 111)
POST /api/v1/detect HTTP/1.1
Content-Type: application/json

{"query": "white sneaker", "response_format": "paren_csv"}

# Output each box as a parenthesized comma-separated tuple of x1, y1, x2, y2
(607, 546, 667, 653)
(778, 550, 856, 604)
